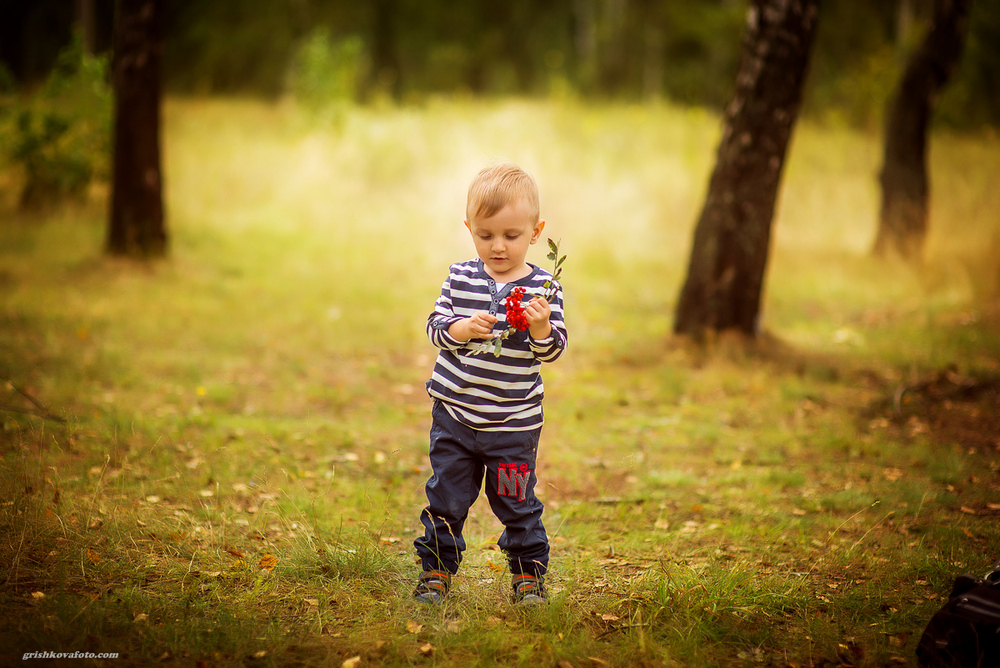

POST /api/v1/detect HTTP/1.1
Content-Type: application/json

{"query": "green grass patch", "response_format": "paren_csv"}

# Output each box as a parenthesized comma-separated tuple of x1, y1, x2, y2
(1, 97, 999, 666)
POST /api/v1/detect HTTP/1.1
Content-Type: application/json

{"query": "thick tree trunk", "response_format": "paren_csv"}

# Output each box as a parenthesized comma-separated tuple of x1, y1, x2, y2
(674, 0, 820, 337)
(873, 0, 971, 260)
(107, 0, 166, 257)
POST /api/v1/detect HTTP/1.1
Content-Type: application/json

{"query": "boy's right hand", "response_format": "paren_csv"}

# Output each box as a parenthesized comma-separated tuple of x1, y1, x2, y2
(450, 311, 498, 342)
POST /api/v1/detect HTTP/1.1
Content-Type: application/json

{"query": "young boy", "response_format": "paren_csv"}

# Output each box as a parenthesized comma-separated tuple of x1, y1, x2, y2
(413, 163, 567, 605)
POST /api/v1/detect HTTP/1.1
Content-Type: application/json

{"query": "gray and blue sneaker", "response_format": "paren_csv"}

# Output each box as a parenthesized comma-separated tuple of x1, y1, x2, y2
(413, 569, 451, 604)
(512, 574, 545, 605)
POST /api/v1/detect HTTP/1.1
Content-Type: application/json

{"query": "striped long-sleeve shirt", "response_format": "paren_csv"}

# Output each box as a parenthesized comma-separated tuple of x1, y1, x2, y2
(425, 259, 567, 431)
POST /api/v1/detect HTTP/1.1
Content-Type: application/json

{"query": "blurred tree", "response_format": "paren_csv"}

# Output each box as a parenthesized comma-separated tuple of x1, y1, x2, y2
(675, 0, 820, 337)
(370, 0, 402, 99)
(873, 0, 971, 260)
(4, 0, 999, 127)
(107, 0, 166, 257)
(78, 0, 96, 54)
(937, 0, 1000, 127)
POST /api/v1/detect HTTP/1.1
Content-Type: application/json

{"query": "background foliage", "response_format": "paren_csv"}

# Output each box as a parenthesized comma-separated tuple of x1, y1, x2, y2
(0, 34, 110, 209)
(2, 0, 1000, 127)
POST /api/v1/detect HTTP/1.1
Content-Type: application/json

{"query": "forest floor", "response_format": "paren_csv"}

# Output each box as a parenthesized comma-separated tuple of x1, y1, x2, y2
(1, 98, 999, 667)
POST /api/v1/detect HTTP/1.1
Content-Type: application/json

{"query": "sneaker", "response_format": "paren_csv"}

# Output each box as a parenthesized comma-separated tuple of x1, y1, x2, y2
(413, 569, 451, 604)
(512, 574, 545, 605)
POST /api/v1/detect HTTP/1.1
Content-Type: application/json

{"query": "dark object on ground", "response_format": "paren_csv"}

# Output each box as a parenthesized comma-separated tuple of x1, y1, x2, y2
(917, 559, 1000, 667)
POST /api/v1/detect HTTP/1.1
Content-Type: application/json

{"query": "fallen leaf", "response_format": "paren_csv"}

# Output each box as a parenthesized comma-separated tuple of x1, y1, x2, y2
(258, 554, 278, 571)
(587, 658, 610, 667)
(600, 614, 620, 622)
(341, 656, 361, 668)
(226, 549, 245, 559)
(252, 650, 266, 659)
(31, 591, 45, 600)
(486, 560, 503, 573)
(304, 599, 319, 606)
(134, 613, 148, 623)
(145, 495, 161, 504)
(960, 506, 978, 515)
(87, 548, 101, 564)
(419, 643, 434, 656)
(406, 620, 424, 634)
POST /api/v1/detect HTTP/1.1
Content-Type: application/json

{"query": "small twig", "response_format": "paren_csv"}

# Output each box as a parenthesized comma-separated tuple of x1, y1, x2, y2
(892, 383, 906, 417)
(1, 378, 66, 423)
(0, 402, 66, 423)
(596, 622, 651, 640)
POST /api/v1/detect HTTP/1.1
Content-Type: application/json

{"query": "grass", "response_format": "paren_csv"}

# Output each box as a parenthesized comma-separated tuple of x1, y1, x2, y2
(1, 97, 999, 667)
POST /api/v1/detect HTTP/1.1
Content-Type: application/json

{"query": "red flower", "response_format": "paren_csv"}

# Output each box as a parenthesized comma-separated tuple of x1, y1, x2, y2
(505, 287, 529, 331)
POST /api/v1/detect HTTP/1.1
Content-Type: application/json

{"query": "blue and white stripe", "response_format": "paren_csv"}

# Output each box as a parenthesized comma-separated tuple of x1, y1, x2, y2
(426, 259, 567, 431)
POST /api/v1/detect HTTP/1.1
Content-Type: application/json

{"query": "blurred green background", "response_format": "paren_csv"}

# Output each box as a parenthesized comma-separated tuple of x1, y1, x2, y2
(2, 0, 999, 128)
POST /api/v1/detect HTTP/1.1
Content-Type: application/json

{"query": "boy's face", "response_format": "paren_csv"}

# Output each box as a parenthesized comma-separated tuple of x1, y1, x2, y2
(465, 198, 545, 280)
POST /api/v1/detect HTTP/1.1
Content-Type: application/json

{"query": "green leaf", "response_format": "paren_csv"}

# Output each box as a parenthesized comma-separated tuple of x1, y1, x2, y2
(547, 251, 557, 261)
(492, 338, 503, 357)
(556, 255, 566, 269)
(547, 238, 558, 254)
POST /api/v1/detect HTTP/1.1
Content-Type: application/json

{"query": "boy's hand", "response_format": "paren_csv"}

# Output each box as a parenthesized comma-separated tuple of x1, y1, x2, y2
(450, 311, 498, 342)
(525, 297, 552, 340)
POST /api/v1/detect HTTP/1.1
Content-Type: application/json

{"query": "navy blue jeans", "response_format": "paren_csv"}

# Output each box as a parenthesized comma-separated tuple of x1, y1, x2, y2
(414, 401, 549, 576)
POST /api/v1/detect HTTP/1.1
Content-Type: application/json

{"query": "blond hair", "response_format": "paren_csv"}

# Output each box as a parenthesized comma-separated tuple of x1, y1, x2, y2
(466, 163, 540, 223)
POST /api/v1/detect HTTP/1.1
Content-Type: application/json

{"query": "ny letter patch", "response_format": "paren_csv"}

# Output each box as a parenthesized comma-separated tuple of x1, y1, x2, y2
(497, 462, 531, 502)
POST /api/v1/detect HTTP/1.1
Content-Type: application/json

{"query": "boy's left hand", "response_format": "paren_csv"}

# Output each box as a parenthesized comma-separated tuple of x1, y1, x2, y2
(525, 297, 552, 340)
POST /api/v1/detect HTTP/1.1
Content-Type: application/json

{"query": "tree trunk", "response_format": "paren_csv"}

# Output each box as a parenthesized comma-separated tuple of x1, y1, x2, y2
(370, 0, 402, 100)
(77, 0, 97, 55)
(674, 0, 820, 337)
(873, 0, 971, 260)
(107, 0, 166, 257)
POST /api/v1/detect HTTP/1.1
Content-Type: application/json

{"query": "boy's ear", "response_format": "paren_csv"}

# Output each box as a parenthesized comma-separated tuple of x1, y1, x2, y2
(463, 218, 471, 233)
(530, 219, 546, 243)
